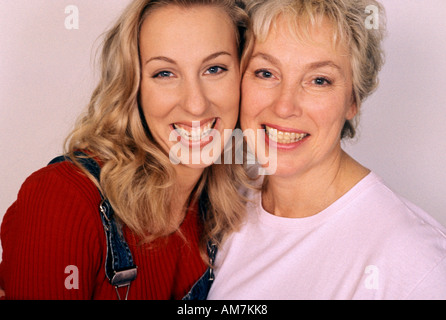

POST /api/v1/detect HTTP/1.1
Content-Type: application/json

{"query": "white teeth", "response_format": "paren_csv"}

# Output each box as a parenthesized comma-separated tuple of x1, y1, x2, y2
(173, 119, 216, 142)
(264, 125, 308, 144)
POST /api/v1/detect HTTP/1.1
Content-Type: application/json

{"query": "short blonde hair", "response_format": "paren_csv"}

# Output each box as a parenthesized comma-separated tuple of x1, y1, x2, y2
(242, 0, 386, 138)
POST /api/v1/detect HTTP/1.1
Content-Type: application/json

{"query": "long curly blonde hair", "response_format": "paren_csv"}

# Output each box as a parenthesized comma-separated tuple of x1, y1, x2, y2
(65, 0, 250, 248)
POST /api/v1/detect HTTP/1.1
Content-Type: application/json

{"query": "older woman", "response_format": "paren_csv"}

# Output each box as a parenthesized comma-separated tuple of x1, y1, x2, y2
(0, 0, 249, 300)
(207, 0, 446, 299)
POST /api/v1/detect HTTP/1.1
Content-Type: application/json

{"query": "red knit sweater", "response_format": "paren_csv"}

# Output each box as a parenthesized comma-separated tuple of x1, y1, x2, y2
(0, 161, 206, 300)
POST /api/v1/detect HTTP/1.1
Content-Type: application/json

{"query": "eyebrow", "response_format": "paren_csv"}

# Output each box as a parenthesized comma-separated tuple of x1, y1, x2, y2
(145, 56, 176, 65)
(306, 61, 343, 73)
(145, 51, 232, 66)
(251, 52, 344, 74)
(250, 52, 280, 66)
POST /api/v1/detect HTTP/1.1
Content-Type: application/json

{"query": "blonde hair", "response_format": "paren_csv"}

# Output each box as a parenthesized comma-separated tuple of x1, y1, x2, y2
(65, 0, 250, 248)
(242, 0, 386, 138)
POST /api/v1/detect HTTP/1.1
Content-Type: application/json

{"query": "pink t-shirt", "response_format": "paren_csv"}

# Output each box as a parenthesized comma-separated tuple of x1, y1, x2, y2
(208, 172, 446, 300)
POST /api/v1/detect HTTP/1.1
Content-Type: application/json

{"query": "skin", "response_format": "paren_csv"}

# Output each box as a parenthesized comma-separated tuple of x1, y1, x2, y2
(241, 16, 370, 219)
(139, 5, 240, 221)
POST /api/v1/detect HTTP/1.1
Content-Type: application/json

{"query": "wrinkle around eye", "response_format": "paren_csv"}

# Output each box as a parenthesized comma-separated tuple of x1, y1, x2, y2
(313, 77, 332, 86)
(254, 69, 276, 80)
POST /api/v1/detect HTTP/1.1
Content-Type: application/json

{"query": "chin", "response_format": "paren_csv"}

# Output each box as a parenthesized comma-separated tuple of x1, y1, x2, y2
(261, 159, 305, 178)
(180, 162, 214, 170)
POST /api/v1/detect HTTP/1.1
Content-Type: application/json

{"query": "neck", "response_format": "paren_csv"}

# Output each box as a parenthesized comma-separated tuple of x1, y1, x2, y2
(262, 150, 370, 218)
(171, 164, 205, 218)
(175, 165, 204, 194)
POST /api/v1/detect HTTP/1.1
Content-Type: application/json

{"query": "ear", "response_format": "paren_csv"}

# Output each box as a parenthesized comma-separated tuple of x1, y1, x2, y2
(345, 94, 358, 120)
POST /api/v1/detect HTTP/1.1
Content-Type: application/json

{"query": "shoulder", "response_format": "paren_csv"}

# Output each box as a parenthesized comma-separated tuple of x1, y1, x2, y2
(3, 160, 104, 242)
(351, 172, 446, 297)
(358, 172, 446, 239)
(20, 160, 101, 208)
(1, 160, 106, 299)
(352, 172, 446, 251)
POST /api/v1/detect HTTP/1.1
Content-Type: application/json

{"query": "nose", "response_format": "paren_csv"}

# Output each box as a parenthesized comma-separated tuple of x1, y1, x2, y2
(272, 86, 303, 118)
(181, 77, 209, 116)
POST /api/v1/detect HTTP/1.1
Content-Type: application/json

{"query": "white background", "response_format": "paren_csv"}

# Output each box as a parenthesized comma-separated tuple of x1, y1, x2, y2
(1, 0, 446, 262)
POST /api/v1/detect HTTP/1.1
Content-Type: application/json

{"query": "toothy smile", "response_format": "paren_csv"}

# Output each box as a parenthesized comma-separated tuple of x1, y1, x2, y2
(173, 118, 217, 142)
(264, 125, 309, 144)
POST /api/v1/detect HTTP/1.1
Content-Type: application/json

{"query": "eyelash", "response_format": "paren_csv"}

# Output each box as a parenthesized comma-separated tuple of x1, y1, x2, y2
(153, 71, 173, 79)
(254, 69, 274, 79)
(313, 77, 332, 86)
(254, 69, 333, 87)
(152, 66, 228, 79)
(205, 66, 228, 75)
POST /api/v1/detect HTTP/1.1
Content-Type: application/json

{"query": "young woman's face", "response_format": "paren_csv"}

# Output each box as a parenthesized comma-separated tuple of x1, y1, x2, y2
(139, 5, 240, 169)
(240, 16, 357, 178)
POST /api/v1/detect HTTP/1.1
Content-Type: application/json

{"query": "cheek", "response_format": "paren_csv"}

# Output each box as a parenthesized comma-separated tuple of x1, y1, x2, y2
(211, 79, 240, 124)
(240, 82, 267, 129)
(139, 81, 157, 120)
(140, 80, 176, 120)
(240, 97, 256, 131)
(222, 82, 240, 113)
(310, 98, 352, 139)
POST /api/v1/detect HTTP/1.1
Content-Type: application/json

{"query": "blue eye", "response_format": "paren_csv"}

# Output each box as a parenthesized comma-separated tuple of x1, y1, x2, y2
(153, 71, 173, 78)
(255, 69, 274, 79)
(313, 77, 331, 86)
(205, 66, 227, 75)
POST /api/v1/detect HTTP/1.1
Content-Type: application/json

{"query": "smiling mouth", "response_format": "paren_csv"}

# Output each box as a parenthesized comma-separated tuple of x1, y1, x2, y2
(263, 125, 309, 144)
(172, 118, 217, 142)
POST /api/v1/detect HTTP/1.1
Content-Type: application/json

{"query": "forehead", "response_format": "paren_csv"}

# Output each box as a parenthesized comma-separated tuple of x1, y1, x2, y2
(139, 5, 237, 55)
(252, 15, 351, 68)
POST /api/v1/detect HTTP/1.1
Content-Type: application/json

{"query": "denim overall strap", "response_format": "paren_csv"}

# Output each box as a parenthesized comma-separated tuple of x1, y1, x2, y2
(48, 152, 137, 300)
(182, 240, 218, 300)
(198, 193, 217, 279)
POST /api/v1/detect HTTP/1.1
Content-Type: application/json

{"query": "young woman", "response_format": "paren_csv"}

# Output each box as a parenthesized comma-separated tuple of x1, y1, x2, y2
(207, 0, 446, 299)
(0, 0, 250, 300)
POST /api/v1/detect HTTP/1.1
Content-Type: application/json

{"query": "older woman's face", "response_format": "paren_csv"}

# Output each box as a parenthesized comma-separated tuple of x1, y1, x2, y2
(241, 16, 357, 177)
(139, 5, 240, 168)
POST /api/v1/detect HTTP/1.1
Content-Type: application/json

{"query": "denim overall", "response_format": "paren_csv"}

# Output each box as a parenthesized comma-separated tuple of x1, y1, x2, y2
(49, 151, 215, 300)
(182, 242, 217, 300)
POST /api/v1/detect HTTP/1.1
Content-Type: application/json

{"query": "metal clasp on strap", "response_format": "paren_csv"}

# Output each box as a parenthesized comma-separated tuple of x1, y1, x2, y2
(99, 200, 111, 227)
(207, 242, 217, 281)
(111, 267, 138, 300)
